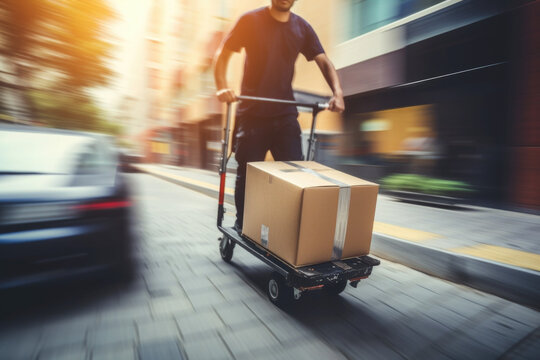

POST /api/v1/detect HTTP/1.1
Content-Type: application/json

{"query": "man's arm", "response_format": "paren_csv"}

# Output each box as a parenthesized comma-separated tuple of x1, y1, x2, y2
(213, 45, 236, 103)
(314, 53, 345, 113)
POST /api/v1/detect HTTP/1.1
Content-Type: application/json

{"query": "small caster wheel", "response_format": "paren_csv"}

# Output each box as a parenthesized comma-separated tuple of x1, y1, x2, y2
(219, 236, 234, 263)
(323, 279, 347, 296)
(267, 272, 294, 308)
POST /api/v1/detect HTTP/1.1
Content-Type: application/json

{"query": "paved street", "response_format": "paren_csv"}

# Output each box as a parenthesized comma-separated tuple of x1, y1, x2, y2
(136, 163, 540, 308)
(138, 163, 540, 271)
(0, 173, 538, 360)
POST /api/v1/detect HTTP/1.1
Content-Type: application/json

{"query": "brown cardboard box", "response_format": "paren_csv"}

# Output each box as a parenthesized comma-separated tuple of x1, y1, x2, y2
(243, 161, 379, 267)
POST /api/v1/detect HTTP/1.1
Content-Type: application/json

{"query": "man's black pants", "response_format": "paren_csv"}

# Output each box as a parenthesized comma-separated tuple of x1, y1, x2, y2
(234, 114, 303, 228)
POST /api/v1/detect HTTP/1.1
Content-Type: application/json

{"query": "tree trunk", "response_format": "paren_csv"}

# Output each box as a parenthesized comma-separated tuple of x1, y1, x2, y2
(14, 61, 37, 123)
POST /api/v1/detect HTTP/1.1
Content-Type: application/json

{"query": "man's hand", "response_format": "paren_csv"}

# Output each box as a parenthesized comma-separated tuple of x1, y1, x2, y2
(328, 93, 345, 113)
(216, 88, 236, 103)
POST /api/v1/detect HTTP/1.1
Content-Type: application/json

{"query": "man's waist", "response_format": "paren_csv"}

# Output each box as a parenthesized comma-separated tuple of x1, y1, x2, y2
(237, 97, 297, 115)
(236, 111, 298, 122)
(236, 106, 298, 118)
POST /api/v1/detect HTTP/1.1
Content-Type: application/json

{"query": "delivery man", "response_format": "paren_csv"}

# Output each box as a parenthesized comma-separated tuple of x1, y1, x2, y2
(214, 0, 344, 232)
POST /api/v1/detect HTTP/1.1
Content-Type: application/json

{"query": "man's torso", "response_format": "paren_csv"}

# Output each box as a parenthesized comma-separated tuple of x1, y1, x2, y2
(226, 7, 322, 117)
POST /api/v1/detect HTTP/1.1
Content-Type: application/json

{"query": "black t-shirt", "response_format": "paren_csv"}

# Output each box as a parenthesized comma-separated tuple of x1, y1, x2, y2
(223, 7, 324, 118)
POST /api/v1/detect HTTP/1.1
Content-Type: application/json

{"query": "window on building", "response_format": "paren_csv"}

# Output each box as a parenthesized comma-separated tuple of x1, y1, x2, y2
(148, 40, 162, 64)
(148, 0, 164, 35)
(216, 0, 229, 19)
(200, 68, 215, 96)
(148, 68, 160, 90)
(346, 0, 446, 39)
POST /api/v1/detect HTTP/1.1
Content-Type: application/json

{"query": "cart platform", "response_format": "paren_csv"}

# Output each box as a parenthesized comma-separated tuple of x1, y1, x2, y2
(219, 226, 380, 289)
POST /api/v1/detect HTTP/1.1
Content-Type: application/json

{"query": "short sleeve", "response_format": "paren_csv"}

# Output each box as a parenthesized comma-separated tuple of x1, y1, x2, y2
(301, 22, 325, 61)
(223, 14, 249, 52)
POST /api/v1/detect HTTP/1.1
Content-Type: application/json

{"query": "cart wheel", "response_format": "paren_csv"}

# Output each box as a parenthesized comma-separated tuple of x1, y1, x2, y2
(219, 236, 234, 263)
(267, 272, 294, 307)
(323, 280, 348, 296)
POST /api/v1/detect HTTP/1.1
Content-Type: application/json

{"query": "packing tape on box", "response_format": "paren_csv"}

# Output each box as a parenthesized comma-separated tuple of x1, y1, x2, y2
(261, 224, 269, 247)
(283, 162, 350, 260)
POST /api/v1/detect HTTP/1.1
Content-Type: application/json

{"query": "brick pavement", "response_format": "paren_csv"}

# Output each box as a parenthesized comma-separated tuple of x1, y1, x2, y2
(0, 173, 538, 360)
(136, 163, 540, 308)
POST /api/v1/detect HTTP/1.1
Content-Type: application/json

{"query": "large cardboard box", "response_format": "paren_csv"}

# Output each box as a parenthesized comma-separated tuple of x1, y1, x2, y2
(243, 161, 379, 267)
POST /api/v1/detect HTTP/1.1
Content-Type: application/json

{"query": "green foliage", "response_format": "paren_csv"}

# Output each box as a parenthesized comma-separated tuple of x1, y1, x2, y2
(0, 0, 117, 129)
(31, 90, 122, 136)
(381, 174, 474, 197)
(0, 0, 116, 88)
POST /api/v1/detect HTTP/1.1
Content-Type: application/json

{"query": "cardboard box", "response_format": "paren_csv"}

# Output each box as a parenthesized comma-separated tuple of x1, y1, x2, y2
(243, 161, 379, 267)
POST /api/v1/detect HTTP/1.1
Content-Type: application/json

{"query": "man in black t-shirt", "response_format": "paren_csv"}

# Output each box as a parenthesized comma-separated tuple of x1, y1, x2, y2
(214, 0, 344, 231)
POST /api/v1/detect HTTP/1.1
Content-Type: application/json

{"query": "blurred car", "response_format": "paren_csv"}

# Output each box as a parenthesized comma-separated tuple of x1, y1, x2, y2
(0, 125, 134, 289)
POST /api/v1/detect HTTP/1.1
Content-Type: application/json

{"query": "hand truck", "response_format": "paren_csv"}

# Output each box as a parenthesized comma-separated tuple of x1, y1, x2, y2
(216, 95, 380, 307)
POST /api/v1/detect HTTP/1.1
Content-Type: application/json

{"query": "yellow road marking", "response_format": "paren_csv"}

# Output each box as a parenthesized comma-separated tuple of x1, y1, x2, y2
(141, 166, 234, 195)
(451, 245, 540, 271)
(373, 221, 441, 243)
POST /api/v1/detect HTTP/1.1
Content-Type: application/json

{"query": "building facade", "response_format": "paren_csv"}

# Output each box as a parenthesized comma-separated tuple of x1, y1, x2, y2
(126, 0, 537, 208)
(331, 0, 538, 209)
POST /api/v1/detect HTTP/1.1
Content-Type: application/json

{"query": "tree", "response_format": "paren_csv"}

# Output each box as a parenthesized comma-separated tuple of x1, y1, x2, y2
(0, 0, 116, 125)
(31, 89, 122, 136)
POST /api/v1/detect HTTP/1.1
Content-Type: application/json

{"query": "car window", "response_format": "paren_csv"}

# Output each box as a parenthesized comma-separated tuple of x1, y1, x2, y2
(0, 130, 94, 174)
(100, 137, 118, 168)
(76, 144, 100, 175)
(75, 137, 117, 175)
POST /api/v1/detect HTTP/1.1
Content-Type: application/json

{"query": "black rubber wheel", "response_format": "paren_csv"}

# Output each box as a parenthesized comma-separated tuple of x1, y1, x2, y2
(219, 236, 234, 263)
(267, 272, 294, 308)
(323, 280, 348, 296)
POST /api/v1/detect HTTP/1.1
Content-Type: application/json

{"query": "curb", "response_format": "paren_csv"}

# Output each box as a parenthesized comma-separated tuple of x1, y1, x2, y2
(371, 234, 540, 310)
(135, 165, 235, 204)
(135, 165, 540, 310)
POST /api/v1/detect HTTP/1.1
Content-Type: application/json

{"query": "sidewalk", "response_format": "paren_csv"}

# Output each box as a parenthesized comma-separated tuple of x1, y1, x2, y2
(134, 163, 540, 309)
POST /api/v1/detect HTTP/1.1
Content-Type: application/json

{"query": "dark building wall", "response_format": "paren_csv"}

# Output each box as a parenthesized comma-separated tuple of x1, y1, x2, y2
(508, 1, 540, 209)
(338, 0, 538, 206)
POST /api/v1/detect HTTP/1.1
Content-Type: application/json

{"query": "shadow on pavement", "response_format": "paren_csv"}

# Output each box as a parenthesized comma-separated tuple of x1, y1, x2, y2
(395, 199, 477, 211)
(226, 258, 379, 322)
(225, 259, 401, 358)
(0, 262, 141, 325)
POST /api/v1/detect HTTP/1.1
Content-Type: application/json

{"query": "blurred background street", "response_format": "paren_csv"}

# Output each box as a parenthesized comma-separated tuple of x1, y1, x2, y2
(1, 0, 539, 359)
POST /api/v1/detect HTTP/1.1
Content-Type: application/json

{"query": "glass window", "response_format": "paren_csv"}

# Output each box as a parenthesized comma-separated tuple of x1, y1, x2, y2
(148, 40, 162, 63)
(75, 139, 115, 175)
(148, 0, 164, 35)
(0, 130, 115, 175)
(148, 68, 160, 89)
(346, 0, 446, 39)
(0, 130, 92, 174)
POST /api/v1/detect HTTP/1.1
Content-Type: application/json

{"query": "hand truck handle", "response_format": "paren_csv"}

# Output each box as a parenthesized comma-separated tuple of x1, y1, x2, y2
(234, 95, 328, 161)
(236, 95, 329, 110)
(217, 95, 327, 227)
